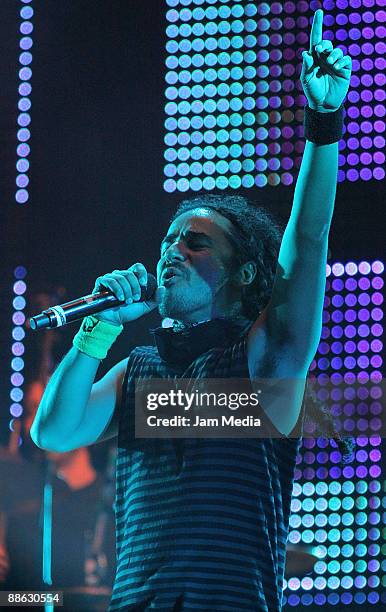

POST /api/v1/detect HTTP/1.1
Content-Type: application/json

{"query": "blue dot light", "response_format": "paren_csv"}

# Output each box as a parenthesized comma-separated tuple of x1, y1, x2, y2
(287, 258, 384, 605)
(9, 266, 28, 446)
(16, 1, 34, 204)
(163, 1, 385, 193)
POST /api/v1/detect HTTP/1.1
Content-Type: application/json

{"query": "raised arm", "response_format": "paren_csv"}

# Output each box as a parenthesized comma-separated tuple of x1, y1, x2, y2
(261, 9, 352, 368)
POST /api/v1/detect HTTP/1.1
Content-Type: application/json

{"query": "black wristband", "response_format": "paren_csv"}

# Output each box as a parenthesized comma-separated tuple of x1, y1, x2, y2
(304, 104, 345, 145)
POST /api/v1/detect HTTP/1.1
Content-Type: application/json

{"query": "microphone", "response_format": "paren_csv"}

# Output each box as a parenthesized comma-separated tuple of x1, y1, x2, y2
(28, 274, 158, 331)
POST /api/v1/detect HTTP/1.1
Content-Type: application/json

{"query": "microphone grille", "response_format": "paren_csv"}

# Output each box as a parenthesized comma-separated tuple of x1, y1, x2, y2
(142, 273, 157, 301)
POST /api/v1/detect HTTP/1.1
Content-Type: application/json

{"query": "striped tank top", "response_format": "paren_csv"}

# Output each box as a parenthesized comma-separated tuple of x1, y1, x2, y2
(109, 324, 302, 611)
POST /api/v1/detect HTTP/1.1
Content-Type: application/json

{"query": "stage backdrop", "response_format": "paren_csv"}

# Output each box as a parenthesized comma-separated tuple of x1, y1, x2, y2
(2, 1, 385, 609)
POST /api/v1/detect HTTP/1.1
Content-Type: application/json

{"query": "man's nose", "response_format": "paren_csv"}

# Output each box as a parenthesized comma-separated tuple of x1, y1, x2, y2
(165, 241, 187, 262)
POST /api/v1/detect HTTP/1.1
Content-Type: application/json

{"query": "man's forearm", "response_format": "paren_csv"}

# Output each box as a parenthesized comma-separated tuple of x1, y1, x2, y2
(30, 346, 101, 450)
(289, 140, 339, 240)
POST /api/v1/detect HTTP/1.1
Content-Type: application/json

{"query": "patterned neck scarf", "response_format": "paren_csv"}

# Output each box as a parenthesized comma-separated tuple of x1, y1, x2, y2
(150, 316, 253, 367)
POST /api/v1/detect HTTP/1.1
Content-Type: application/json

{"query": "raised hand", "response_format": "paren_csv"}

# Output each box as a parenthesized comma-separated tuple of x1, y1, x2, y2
(300, 9, 352, 112)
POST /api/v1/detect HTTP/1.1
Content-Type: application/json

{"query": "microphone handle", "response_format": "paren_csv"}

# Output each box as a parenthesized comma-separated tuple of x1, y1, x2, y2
(29, 291, 123, 330)
(28, 273, 157, 331)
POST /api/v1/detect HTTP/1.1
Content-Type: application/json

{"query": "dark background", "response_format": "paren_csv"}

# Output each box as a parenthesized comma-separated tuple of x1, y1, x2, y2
(2, 1, 384, 440)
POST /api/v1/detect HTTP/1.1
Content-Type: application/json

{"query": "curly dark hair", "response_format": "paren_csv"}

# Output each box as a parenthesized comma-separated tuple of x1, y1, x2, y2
(172, 194, 355, 463)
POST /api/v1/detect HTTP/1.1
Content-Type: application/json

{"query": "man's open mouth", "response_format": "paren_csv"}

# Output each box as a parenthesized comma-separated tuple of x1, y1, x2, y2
(162, 267, 183, 281)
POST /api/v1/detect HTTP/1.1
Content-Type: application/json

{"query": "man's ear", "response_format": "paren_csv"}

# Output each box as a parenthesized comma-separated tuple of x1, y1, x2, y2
(233, 261, 257, 287)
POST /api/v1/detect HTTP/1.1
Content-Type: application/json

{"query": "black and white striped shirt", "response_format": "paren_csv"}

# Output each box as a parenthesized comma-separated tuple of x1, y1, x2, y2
(109, 328, 301, 611)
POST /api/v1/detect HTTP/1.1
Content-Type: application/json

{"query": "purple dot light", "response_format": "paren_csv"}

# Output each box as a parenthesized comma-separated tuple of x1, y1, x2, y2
(344, 340, 356, 353)
(16, 10, 34, 205)
(369, 465, 381, 478)
(14, 266, 26, 279)
(372, 292, 383, 306)
(16, 174, 29, 188)
(332, 310, 344, 323)
(371, 356, 382, 369)
(9, 266, 27, 450)
(372, 260, 384, 273)
(344, 357, 356, 369)
(332, 295, 344, 308)
(17, 143, 30, 157)
(359, 261, 372, 275)
(358, 325, 370, 338)
(332, 325, 343, 339)
(16, 160, 29, 175)
(164, 5, 386, 192)
(17, 113, 30, 127)
(372, 276, 384, 290)
(19, 66, 32, 81)
(16, 189, 29, 204)
(18, 82, 31, 96)
(345, 279, 357, 292)
(11, 372, 24, 387)
(359, 277, 371, 290)
(10, 403, 23, 418)
(12, 342, 25, 357)
(358, 308, 370, 322)
(12, 312, 25, 326)
(13, 280, 26, 295)
(332, 279, 344, 291)
(371, 338, 383, 352)
(345, 293, 357, 307)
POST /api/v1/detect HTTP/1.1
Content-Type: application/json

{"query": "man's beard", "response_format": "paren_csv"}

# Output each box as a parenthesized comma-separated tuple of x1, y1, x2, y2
(157, 270, 234, 322)
(158, 284, 212, 321)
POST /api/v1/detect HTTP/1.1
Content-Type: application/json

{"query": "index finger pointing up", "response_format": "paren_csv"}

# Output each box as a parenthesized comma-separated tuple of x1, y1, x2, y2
(309, 9, 323, 52)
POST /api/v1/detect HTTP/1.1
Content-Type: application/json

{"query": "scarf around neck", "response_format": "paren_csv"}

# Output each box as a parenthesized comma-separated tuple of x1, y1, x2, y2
(149, 317, 253, 368)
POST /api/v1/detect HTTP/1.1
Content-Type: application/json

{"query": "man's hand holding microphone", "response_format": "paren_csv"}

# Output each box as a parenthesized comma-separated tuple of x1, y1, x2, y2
(92, 263, 165, 326)
(28, 263, 165, 330)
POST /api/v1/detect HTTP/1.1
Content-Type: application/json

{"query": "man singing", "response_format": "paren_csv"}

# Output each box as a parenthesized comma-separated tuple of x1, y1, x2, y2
(31, 9, 352, 611)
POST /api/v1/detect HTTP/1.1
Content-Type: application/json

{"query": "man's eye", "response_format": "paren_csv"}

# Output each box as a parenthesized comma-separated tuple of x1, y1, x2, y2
(160, 237, 208, 254)
(189, 241, 207, 250)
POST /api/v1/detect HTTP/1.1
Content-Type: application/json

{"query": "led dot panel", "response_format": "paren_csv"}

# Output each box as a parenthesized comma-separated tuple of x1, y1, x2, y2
(283, 259, 384, 607)
(9, 266, 28, 447)
(163, 1, 385, 193)
(16, 0, 34, 204)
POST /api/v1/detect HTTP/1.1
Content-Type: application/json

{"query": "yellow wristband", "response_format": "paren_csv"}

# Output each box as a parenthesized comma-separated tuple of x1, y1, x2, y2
(72, 315, 123, 360)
